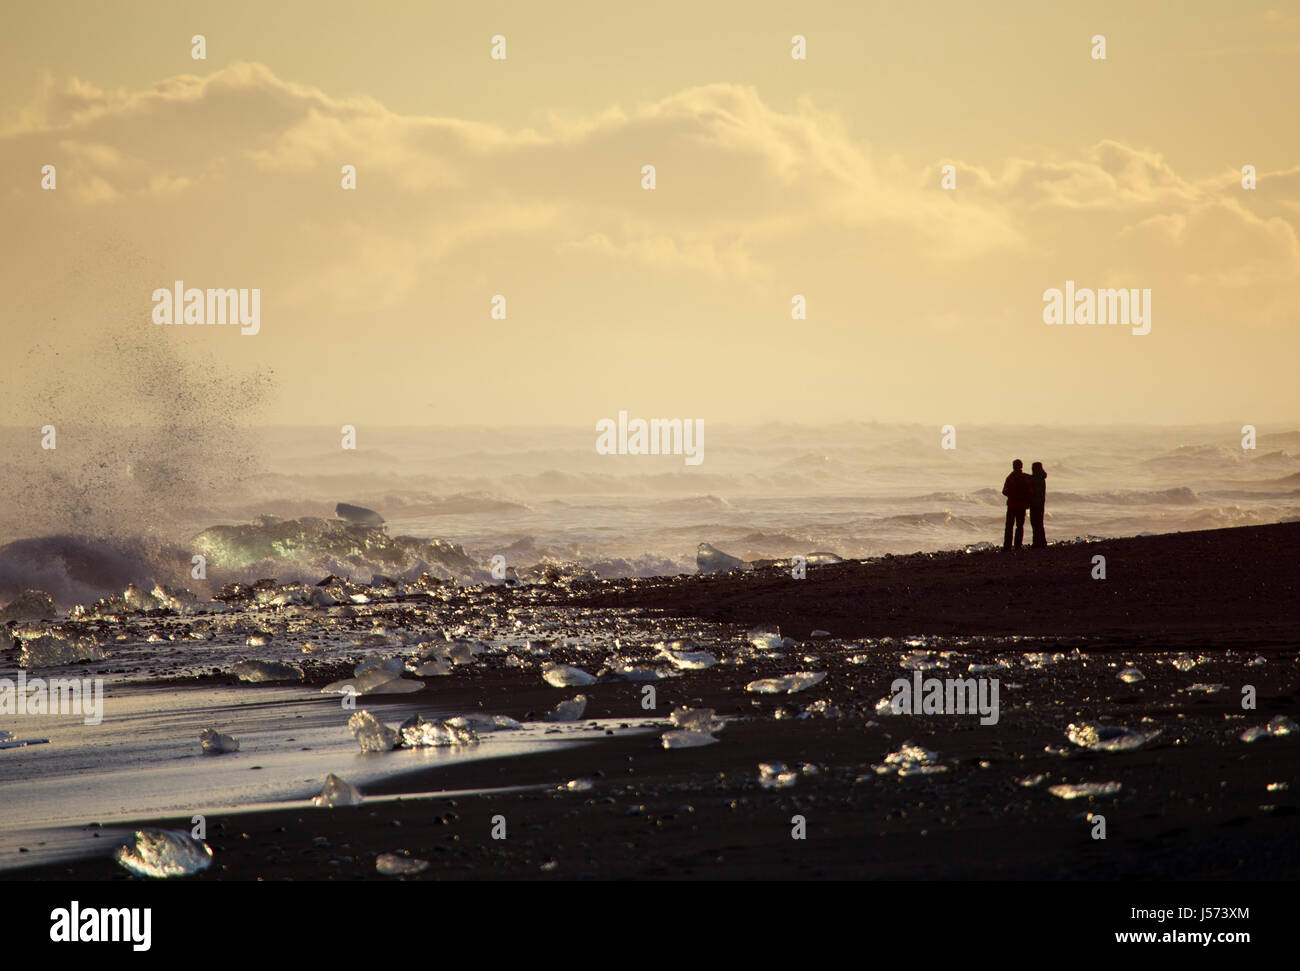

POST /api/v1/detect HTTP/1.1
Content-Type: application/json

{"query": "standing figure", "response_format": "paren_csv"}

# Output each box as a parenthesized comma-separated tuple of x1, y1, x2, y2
(1001, 459, 1032, 550)
(1029, 462, 1048, 548)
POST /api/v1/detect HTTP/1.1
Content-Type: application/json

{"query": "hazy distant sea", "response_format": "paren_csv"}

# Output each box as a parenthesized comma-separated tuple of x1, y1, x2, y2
(2, 423, 1298, 604)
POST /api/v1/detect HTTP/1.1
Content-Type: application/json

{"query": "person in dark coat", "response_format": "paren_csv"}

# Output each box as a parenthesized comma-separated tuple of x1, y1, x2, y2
(1001, 459, 1032, 549)
(1029, 462, 1048, 548)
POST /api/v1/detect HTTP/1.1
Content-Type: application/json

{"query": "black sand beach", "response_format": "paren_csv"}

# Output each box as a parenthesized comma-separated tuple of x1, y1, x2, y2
(9, 524, 1298, 882)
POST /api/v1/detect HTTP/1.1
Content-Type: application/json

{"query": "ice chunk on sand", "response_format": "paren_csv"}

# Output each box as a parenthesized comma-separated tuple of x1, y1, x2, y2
(873, 744, 947, 777)
(542, 663, 596, 687)
(697, 543, 748, 573)
(349, 710, 400, 752)
(17, 633, 106, 669)
(747, 627, 787, 651)
(322, 668, 423, 696)
(759, 762, 799, 789)
(805, 552, 844, 565)
(670, 707, 724, 733)
(354, 657, 405, 678)
(1241, 715, 1300, 742)
(376, 853, 429, 876)
(0, 589, 57, 622)
(313, 773, 363, 807)
(745, 672, 827, 694)
(199, 728, 239, 754)
(546, 695, 588, 722)
(399, 714, 478, 748)
(414, 659, 451, 677)
(661, 706, 724, 749)
(657, 645, 718, 669)
(1048, 781, 1122, 800)
(1116, 667, 1145, 684)
(661, 730, 718, 749)
(445, 713, 523, 733)
(1066, 722, 1160, 753)
(336, 502, 384, 526)
(231, 659, 302, 683)
(114, 829, 213, 878)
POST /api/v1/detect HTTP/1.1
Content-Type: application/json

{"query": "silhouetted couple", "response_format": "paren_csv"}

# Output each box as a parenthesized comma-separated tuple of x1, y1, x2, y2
(1002, 459, 1047, 549)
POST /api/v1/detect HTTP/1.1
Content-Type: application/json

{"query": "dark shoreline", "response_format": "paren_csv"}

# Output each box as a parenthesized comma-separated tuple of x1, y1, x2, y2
(8, 522, 1300, 881)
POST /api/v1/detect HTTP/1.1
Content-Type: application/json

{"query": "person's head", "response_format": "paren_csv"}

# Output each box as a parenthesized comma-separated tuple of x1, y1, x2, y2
(1031, 461, 1045, 476)
(1012, 459, 1023, 471)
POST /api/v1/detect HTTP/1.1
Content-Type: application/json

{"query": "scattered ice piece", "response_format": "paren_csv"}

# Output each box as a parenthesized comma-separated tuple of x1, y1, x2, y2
(313, 773, 363, 807)
(657, 646, 718, 670)
(874, 696, 899, 716)
(746, 627, 786, 651)
(1266, 782, 1289, 792)
(745, 672, 827, 694)
(1242, 715, 1299, 742)
(968, 662, 1006, 673)
(399, 714, 478, 748)
(0, 589, 57, 622)
(561, 779, 594, 792)
(349, 711, 400, 752)
(231, 659, 302, 683)
(670, 707, 723, 733)
(542, 663, 596, 687)
(1117, 667, 1145, 684)
(376, 853, 429, 876)
(1184, 683, 1227, 694)
(1066, 722, 1160, 753)
(758, 762, 799, 789)
(1246, 656, 1266, 667)
(199, 728, 239, 754)
(810, 630, 832, 638)
(322, 668, 423, 695)
(336, 502, 384, 526)
(662, 706, 723, 748)
(546, 695, 588, 722)
(445, 713, 523, 733)
(1048, 782, 1122, 800)
(1171, 655, 1199, 672)
(354, 657, 405, 678)
(799, 699, 842, 719)
(1268, 715, 1298, 736)
(697, 543, 747, 573)
(662, 730, 718, 749)
(17, 633, 105, 669)
(900, 651, 944, 671)
(414, 660, 450, 677)
(602, 661, 668, 682)
(873, 744, 946, 776)
(1022, 652, 1065, 669)
(114, 829, 213, 878)
(1018, 774, 1046, 788)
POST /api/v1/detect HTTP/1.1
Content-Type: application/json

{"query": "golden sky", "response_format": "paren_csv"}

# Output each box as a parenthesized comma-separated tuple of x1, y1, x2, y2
(2, 0, 1298, 427)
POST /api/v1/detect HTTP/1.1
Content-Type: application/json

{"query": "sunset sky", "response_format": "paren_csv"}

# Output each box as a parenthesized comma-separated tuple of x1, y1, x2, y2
(2, 0, 1298, 428)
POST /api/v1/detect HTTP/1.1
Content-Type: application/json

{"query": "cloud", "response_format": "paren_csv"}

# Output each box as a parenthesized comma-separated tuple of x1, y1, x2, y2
(2, 62, 1299, 425)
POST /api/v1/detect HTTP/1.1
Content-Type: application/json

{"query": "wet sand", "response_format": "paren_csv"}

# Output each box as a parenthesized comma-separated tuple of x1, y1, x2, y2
(9, 523, 1300, 881)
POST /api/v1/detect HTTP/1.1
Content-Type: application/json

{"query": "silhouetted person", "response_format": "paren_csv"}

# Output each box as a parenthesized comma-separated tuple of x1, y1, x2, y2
(1002, 459, 1032, 549)
(1029, 462, 1047, 548)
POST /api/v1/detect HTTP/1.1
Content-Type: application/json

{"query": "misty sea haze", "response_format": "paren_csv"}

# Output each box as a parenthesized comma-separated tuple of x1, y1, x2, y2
(2, 422, 1297, 602)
